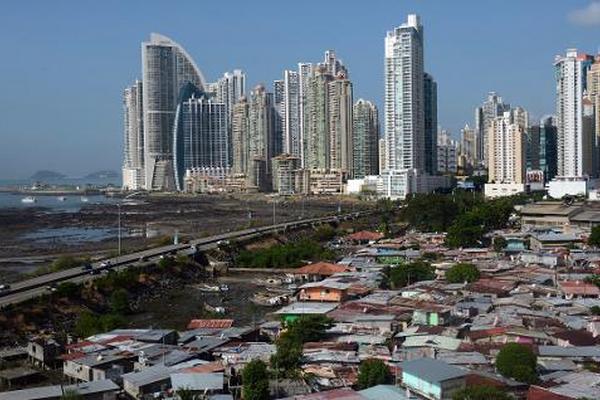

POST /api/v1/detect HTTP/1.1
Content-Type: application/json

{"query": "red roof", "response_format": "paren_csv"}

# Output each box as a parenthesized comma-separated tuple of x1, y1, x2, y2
(288, 388, 364, 400)
(347, 230, 384, 242)
(559, 280, 600, 296)
(527, 386, 572, 400)
(294, 262, 349, 276)
(187, 319, 234, 330)
(467, 327, 507, 341)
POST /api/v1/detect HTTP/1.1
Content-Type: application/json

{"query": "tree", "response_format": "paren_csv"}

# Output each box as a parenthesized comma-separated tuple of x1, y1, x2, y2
(493, 237, 508, 253)
(176, 388, 199, 400)
(55, 282, 81, 299)
(60, 390, 83, 400)
(270, 333, 303, 375)
(387, 260, 435, 288)
(495, 343, 537, 384)
(357, 359, 392, 389)
(242, 359, 270, 400)
(452, 385, 513, 400)
(589, 226, 600, 247)
(109, 288, 130, 314)
(591, 305, 600, 315)
(285, 315, 333, 343)
(445, 263, 480, 284)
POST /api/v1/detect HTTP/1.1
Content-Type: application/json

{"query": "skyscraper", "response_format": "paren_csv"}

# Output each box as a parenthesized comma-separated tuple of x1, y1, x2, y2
(586, 56, 600, 175)
(248, 85, 275, 173)
(173, 94, 228, 191)
(353, 99, 379, 178)
(487, 112, 526, 185)
(303, 66, 334, 170)
(424, 72, 438, 175)
(458, 124, 477, 174)
(554, 49, 594, 177)
(384, 14, 425, 172)
(142, 33, 207, 191)
(282, 70, 301, 157)
(437, 130, 458, 175)
(216, 70, 246, 165)
(273, 79, 285, 158)
(322, 50, 348, 78)
(231, 97, 250, 175)
(122, 80, 144, 190)
(474, 92, 510, 167)
(328, 73, 353, 174)
(298, 63, 314, 166)
(526, 116, 558, 182)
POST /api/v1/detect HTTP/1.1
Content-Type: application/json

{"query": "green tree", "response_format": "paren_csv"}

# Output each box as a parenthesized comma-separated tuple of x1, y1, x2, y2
(387, 260, 435, 288)
(445, 263, 480, 284)
(270, 333, 303, 375)
(357, 359, 392, 389)
(591, 305, 600, 315)
(55, 282, 81, 299)
(176, 388, 199, 400)
(242, 359, 270, 400)
(589, 226, 600, 247)
(60, 390, 83, 400)
(452, 385, 513, 400)
(285, 315, 333, 343)
(74, 311, 101, 338)
(109, 288, 130, 314)
(493, 237, 508, 252)
(495, 343, 537, 384)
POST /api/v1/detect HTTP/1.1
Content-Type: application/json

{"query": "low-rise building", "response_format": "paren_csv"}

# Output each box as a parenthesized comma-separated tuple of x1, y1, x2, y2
(400, 358, 467, 400)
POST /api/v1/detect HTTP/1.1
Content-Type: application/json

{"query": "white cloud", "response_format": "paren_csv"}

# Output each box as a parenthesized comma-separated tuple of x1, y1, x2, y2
(569, 2, 600, 26)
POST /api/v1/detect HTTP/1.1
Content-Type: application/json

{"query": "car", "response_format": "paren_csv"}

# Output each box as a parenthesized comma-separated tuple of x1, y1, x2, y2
(81, 264, 92, 271)
(139, 255, 148, 262)
(0, 284, 11, 292)
(100, 262, 108, 268)
(46, 284, 58, 292)
(89, 268, 100, 275)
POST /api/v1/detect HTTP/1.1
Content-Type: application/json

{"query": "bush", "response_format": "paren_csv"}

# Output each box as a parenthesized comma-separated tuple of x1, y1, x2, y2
(357, 359, 392, 389)
(452, 385, 513, 400)
(387, 260, 435, 288)
(236, 239, 335, 269)
(55, 282, 81, 299)
(493, 237, 508, 252)
(495, 343, 537, 384)
(109, 289, 130, 314)
(589, 226, 600, 247)
(445, 263, 480, 283)
(242, 359, 270, 400)
(74, 311, 126, 338)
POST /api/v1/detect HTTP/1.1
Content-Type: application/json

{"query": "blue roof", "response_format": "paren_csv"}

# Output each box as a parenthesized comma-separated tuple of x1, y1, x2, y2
(359, 385, 411, 400)
(401, 358, 468, 383)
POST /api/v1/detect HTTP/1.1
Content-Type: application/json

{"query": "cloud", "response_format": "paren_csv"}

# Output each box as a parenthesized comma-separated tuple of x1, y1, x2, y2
(569, 2, 600, 26)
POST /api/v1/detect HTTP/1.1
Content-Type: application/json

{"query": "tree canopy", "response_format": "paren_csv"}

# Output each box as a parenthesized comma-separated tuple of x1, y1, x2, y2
(386, 260, 435, 288)
(452, 385, 513, 400)
(495, 343, 538, 384)
(588, 226, 600, 247)
(445, 263, 480, 283)
(357, 359, 393, 389)
(242, 359, 270, 400)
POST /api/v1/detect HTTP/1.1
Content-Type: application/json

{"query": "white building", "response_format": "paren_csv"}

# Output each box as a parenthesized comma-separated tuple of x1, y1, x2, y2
(282, 70, 301, 157)
(122, 80, 145, 190)
(437, 130, 457, 175)
(554, 49, 594, 178)
(384, 14, 425, 172)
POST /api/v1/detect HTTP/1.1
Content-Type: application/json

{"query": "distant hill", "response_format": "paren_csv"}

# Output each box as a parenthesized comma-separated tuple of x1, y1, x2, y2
(30, 170, 66, 180)
(84, 170, 119, 179)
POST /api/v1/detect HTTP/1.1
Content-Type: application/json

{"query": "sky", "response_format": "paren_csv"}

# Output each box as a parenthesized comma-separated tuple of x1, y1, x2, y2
(1, 0, 600, 179)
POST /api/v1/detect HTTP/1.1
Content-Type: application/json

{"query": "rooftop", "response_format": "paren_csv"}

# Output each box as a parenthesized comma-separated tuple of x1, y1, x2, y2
(401, 357, 468, 383)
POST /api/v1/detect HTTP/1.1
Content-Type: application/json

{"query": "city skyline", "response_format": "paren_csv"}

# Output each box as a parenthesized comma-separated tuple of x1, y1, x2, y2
(2, 1, 600, 179)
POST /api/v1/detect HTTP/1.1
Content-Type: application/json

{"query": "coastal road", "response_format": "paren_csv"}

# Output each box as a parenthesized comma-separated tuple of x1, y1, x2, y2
(0, 211, 369, 307)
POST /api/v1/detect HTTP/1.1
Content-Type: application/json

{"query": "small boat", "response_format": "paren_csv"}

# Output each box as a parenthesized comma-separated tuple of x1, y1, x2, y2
(21, 196, 37, 204)
(57, 196, 67, 202)
(80, 196, 89, 203)
(199, 284, 221, 292)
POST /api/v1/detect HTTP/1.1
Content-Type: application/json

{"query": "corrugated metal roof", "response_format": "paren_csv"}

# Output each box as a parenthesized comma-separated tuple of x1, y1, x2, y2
(171, 372, 224, 391)
(401, 358, 468, 383)
(359, 385, 413, 400)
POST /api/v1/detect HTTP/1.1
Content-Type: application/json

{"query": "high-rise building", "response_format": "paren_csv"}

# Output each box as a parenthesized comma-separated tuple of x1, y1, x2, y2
(231, 97, 249, 175)
(424, 73, 438, 175)
(586, 56, 600, 175)
(321, 50, 348, 78)
(142, 33, 207, 191)
(328, 73, 353, 174)
(273, 79, 285, 158)
(303, 66, 334, 170)
(458, 124, 477, 174)
(474, 92, 510, 166)
(216, 70, 246, 165)
(298, 63, 314, 167)
(554, 49, 594, 178)
(122, 80, 145, 190)
(172, 94, 228, 191)
(437, 130, 457, 175)
(272, 154, 302, 195)
(248, 85, 275, 175)
(384, 14, 425, 172)
(282, 70, 301, 157)
(487, 112, 526, 185)
(353, 99, 379, 178)
(527, 116, 558, 182)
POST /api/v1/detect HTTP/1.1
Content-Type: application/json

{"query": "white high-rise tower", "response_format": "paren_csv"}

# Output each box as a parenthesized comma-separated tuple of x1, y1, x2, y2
(384, 14, 425, 172)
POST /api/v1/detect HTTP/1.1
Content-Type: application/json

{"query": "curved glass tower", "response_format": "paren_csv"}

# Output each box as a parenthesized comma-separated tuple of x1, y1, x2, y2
(142, 33, 207, 191)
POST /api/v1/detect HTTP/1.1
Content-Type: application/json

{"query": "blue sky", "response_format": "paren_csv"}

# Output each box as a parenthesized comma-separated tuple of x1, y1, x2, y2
(1, 0, 600, 179)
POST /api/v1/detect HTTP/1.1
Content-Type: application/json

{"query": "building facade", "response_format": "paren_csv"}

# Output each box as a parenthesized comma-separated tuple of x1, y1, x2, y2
(352, 99, 379, 179)
(424, 72, 438, 175)
(231, 98, 249, 175)
(122, 80, 145, 190)
(303, 66, 334, 170)
(248, 85, 275, 177)
(437, 130, 457, 175)
(384, 14, 425, 172)
(527, 116, 558, 182)
(282, 70, 301, 157)
(474, 92, 510, 167)
(554, 49, 594, 177)
(141, 33, 207, 191)
(328, 74, 353, 175)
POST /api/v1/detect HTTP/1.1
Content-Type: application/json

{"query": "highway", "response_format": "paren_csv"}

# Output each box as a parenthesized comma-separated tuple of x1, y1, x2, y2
(0, 211, 369, 307)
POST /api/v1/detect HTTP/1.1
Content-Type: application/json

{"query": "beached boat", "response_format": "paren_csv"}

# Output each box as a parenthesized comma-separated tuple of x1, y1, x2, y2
(21, 196, 36, 204)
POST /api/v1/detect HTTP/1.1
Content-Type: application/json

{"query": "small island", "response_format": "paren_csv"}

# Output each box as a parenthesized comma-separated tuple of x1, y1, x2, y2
(30, 170, 66, 181)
